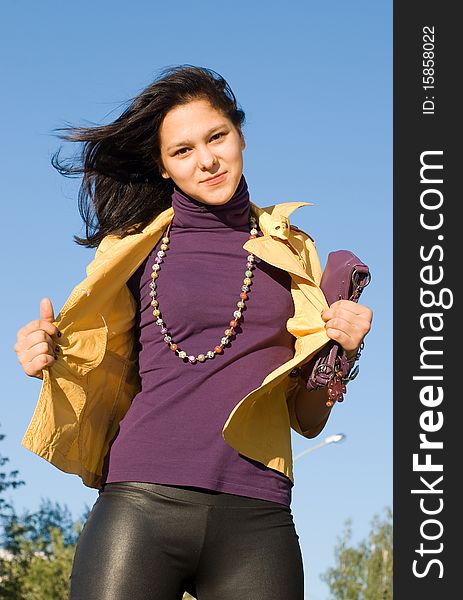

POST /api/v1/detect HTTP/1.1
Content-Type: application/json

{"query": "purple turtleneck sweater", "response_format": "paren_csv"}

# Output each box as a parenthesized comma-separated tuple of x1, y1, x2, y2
(101, 175, 296, 505)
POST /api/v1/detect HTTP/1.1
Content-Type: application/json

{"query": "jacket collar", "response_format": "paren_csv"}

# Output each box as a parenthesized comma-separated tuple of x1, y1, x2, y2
(138, 199, 313, 238)
(139, 199, 316, 284)
(86, 200, 316, 291)
(245, 200, 318, 285)
(249, 200, 313, 240)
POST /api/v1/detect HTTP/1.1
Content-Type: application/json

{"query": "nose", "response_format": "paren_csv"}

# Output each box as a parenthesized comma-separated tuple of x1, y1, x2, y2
(197, 146, 218, 171)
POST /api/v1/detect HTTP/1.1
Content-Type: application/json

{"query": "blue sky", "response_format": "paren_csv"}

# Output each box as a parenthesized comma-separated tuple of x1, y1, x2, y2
(0, 2, 391, 598)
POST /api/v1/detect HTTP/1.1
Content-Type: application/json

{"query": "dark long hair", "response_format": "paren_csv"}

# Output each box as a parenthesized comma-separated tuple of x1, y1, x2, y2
(51, 65, 246, 248)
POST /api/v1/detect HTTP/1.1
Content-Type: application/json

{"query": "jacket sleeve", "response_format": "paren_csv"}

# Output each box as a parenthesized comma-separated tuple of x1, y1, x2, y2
(286, 226, 332, 438)
(85, 235, 121, 276)
(286, 376, 332, 438)
(295, 225, 324, 287)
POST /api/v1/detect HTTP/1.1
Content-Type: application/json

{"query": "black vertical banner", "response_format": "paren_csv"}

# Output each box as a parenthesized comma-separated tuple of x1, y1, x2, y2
(394, 3, 459, 598)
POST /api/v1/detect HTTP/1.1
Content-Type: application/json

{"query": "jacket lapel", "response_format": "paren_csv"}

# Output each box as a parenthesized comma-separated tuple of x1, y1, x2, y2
(86, 200, 315, 287)
(247, 200, 319, 287)
(60, 199, 322, 323)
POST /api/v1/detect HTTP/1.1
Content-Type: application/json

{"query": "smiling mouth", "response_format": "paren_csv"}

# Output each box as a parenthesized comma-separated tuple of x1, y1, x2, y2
(201, 172, 227, 184)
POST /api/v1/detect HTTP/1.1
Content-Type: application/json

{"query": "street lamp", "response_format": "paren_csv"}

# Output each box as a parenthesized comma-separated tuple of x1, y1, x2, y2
(294, 433, 346, 461)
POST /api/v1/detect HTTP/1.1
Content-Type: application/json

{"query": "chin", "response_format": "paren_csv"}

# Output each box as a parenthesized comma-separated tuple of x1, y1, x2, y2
(198, 186, 236, 206)
(206, 194, 234, 205)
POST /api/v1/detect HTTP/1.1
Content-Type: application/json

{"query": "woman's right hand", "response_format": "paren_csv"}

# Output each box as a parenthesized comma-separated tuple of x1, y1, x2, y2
(14, 297, 60, 379)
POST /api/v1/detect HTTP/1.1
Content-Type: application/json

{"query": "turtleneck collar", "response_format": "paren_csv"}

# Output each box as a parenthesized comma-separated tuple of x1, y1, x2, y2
(170, 174, 251, 229)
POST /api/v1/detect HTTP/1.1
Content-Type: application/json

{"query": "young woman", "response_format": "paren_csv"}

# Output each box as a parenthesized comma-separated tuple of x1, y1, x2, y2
(14, 65, 372, 600)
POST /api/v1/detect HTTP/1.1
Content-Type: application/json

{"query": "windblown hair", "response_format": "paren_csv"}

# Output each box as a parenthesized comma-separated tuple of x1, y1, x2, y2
(51, 65, 246, 248)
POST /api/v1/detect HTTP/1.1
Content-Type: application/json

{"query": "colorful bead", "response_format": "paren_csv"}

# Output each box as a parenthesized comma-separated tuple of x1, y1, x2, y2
(151, 216, 259, 363)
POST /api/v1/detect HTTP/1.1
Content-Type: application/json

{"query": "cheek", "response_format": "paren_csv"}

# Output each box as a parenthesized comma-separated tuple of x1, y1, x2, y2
(226, 144, 244, 164)
(166, 159, 192, 179)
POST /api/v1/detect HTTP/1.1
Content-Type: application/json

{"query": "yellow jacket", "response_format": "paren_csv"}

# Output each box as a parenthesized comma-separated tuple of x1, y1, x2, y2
(21, 200, 332, 489)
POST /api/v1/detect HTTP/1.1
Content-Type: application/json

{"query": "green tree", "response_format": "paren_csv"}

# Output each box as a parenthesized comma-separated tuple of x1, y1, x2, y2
(321, 507, 392, 600)
(1, 499, 86, 555)
(1, 428, 220, 599)
(0, 426, 88, 598)
(0, 424, 25, 518)
(0, 500, 86, 599)
(0, 525, 78, 599)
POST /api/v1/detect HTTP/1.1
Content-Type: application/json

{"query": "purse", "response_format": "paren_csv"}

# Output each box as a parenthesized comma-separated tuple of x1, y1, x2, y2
(290, 250, 371, 407)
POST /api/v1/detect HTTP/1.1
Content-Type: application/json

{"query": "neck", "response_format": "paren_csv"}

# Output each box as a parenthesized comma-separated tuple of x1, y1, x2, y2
(170, 174, 251, 230)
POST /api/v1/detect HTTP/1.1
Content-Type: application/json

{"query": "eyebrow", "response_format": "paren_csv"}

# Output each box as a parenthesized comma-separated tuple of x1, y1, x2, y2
(166, 124, 229, 151)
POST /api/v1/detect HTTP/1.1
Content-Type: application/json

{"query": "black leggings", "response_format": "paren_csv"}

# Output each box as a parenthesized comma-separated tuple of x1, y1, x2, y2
(69, 481, 304, 599)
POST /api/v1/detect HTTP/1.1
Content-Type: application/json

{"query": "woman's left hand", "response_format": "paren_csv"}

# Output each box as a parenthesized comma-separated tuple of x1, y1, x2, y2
(321, 300, 373, 357)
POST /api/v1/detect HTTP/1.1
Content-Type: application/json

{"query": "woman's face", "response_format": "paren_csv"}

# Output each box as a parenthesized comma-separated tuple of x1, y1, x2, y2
(158, 98, 246, 206)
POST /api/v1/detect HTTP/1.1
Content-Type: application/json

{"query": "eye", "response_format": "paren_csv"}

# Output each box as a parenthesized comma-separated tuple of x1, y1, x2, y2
(211, 132, 224, 141)
(175, 147, 190, 156)
(174, 132, 226, 156)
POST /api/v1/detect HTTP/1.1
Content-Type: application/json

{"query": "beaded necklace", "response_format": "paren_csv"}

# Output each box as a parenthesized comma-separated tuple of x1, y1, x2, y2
(149, 213, 259, 364)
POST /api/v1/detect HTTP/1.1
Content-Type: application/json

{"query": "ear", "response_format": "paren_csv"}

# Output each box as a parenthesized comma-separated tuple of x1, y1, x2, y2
(158, 162, 170, 179)
(240, 131, 246, 151)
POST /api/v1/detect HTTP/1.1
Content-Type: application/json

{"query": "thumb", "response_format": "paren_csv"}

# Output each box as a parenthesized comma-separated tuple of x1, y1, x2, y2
(40, 297, 55, 323)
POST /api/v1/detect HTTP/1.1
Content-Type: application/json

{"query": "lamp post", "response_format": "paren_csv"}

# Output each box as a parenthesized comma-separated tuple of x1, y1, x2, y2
(294, 433, 346, 462)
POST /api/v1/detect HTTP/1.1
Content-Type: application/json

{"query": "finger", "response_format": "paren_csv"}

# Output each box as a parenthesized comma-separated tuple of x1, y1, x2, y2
(17, 319, 59, 340)
(14, 329, 56, 354)
(322, 302, 372, 322)
(17, 342, 57, 377)
(323, 315, 356, 333)
(324, 315, 371, 343)
(40, 297, 55, 323)
(325, 327, 358, 351)
(324, 300, 371, 316)
(19, 341, 57, 364)
(324, 307, 369, 327)
(324, 310, 370, 344)
(23, 353, 57, 377)
(324, 313, 371, 333)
